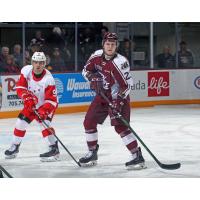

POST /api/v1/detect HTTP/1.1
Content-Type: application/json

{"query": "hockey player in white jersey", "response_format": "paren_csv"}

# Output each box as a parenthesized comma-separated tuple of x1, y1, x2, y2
(4, 52, 59, 162)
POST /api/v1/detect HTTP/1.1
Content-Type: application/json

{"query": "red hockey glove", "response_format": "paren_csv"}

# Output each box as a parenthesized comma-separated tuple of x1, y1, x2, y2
(37, 107, 49, 121)
(86, 72, 103, 94)
(111, 98, 124, 115)
(22, 91, 38, 112)
(36, 103, 55, 121)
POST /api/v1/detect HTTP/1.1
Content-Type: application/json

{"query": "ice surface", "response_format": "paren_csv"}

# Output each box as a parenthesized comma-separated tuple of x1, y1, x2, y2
(0, 104, 200, 178)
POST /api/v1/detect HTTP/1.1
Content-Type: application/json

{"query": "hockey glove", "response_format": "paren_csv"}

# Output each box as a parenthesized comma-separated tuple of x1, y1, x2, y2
(36, 103, 55, 121)
(111, 97, 124, 115)
(22, 91, 38, 112)
(37, 107, 49, 121)
(90, 78, 104, 94)
(87, 72, 103, 94)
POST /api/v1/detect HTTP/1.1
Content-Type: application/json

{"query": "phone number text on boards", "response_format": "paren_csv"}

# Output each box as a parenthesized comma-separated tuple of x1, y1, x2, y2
(8, 100, 24, 107)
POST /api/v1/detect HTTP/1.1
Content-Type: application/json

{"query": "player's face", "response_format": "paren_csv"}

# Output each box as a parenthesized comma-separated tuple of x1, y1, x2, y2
(32, 61, 45, 74)
(103, 40, 117, 56)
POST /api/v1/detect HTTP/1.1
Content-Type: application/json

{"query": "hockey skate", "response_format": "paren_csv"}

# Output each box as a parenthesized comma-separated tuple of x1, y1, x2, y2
(125, 147, 146, 170)
(79, 144, 99, 167)
(40, 141, 60, 162)
(5, 143, 20, 159)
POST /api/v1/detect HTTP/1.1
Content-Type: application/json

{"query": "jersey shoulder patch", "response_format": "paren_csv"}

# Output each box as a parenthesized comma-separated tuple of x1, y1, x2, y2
(113, 54, 130, 70)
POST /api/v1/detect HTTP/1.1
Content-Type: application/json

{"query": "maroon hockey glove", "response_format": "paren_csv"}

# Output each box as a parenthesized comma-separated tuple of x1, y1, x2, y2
(90, 78, 103, 94)
(22, 91, 38, 112)
(111, 98, 124, 115)
(87, 72, 103, 94)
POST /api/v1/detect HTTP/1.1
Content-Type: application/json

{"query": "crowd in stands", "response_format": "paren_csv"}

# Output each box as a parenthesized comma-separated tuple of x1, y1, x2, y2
(118, 38, 194, 69)
(0, 25, 195, 75)
(154, 41, 194, 69)
(0, 25, 109, 75)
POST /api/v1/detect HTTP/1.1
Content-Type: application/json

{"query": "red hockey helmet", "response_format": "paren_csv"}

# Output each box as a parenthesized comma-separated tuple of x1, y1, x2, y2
(102, 32, 119, 47)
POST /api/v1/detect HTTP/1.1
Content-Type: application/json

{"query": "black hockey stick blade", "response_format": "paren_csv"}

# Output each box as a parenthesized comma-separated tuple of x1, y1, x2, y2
(158, 162, 181, 170)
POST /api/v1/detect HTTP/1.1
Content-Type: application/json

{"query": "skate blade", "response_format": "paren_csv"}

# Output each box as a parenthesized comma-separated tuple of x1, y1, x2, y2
(79, 160, 97, 167)
(40, 154, 60, 162)
(5, 154, 17, 159)
(126, 162, 147, 170)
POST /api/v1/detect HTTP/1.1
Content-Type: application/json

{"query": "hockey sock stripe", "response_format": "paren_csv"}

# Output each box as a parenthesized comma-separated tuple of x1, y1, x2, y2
(14, 128, 26, 137)
(85, 128, 97, 133)
(86, 132, 98, 142)
(121, 133, 138, 154)
(42, 128, 54, 137)
(127, 141, 138, 153)
(121, 132, 136, 146)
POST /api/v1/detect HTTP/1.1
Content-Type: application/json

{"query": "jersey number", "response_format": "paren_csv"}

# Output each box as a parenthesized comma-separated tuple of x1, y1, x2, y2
(124, 72, 131, 80)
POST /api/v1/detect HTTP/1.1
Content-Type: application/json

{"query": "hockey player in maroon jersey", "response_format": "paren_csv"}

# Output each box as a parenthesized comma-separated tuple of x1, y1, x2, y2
(79, 32, 146, 170)
(4, 52, 59, 162)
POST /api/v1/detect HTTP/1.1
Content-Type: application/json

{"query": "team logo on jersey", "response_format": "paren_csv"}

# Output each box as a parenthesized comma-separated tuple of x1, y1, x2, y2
(194, 76, 200, 89)
(95, 64, 102, 71)
(148, 72, 169, 97)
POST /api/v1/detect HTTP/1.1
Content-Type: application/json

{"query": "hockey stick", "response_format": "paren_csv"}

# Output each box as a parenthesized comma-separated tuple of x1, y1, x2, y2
(100, 91, 181, 170)
(0, 164, 13, 178)
(34, 110, 81, 167)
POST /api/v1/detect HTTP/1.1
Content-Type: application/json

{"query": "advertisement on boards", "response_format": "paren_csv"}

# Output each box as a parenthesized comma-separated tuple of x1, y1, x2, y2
(1, 75, 23, 111)
(53, 73, 95, 104)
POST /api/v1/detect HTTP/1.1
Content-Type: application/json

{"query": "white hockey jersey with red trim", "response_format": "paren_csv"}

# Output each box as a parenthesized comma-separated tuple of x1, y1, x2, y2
(16, 65, 58, 109)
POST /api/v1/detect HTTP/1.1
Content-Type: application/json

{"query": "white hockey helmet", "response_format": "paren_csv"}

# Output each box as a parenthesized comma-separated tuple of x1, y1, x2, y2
(31, 52, 46, 65)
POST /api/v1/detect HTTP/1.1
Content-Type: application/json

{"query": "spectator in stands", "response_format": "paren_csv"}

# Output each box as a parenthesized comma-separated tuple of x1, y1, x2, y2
(96, 26, 109, 46)
(24, 50, 31, 65)
(1, 55, 20, 74)
(101, 26, 109, 38)
(29, 30, 45, 48)
(29, 43, 41, 57)
(0, 46, 9, 65)
(63, 43, 72, 66)
(178, 41, 194, 68)
(46, 27, 65, 55)
(45, 54, 53, 72)
(49, 48, 65, 72)
(155, 45, 174, 68)
(79, 27, 95, 62)
(13, 44, 23, 68)
(119, 38, 132, 64)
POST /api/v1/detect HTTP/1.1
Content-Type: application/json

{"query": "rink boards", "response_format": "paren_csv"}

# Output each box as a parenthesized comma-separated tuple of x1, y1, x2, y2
(0, 69, 200, 118)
